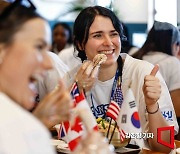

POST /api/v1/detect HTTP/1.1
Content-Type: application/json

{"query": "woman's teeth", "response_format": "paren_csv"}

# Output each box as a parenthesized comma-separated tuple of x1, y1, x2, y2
(29, 82, 37, 94)
(100, 50, 113, 54)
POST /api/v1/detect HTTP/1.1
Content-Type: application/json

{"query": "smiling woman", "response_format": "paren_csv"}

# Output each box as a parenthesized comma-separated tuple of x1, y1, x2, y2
(63, 6, 178, 153)
(0, 0, 52, 110)
(0, 0, 72, 153)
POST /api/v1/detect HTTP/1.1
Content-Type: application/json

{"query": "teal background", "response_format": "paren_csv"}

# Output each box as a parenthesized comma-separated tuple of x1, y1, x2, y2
(49, 21, 147, 45)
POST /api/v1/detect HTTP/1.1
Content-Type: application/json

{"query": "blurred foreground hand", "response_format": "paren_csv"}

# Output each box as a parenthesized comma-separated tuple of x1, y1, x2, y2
(33, 79, 73, 128)
(73, 108, 115, 154)
(73, 131, 114, 154)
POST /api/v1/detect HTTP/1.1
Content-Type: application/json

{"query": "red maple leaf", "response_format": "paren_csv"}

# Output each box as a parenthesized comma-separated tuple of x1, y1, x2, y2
(71, 117, 83, 133)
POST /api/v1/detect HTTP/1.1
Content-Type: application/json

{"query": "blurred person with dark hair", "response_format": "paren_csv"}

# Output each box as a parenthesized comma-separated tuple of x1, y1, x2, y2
(52, 22, 73, 54)
(132, 21, 180, 139)
(0, 0, 72, 153)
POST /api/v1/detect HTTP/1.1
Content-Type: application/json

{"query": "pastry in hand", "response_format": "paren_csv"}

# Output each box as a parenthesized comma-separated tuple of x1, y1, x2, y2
(93, 54, 107, 68)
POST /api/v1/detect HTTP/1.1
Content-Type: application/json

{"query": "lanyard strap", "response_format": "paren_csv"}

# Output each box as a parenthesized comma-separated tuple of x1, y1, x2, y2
(91, 56, 124, 118)
(91, 69, 119, 107)
(110, 69, 120, 100)
(91, 69, 122, 118)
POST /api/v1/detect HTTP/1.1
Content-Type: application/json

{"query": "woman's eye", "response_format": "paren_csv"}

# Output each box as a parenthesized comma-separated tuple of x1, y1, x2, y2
(111, 32, 119, 37)
(36, 44, 44, 51)
(93, 34, 102, 38)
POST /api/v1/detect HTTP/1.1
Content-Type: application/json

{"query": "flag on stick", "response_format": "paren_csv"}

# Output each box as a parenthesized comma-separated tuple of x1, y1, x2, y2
(116, 88, 143, 147)
(106, 100, 120, 140)
(106, 100, 120, 121)
(59, 82, 98, 151)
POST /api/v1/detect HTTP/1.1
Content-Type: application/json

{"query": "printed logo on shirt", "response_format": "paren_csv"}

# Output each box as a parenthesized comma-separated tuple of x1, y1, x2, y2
(91, 104, 109, 118)
(161, 110, 173, 121)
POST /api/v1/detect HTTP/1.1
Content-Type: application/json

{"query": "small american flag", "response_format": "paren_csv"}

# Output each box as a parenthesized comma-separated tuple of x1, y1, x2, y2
(106, 100, 126, 142)
(113, 82, 123, 107)
(106, 100, 120, 120)
(117, 126, 126, 142)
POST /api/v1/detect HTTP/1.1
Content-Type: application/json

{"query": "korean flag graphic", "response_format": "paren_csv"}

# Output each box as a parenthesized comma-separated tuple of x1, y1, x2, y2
(131, 111, 140, 128)
(116, 88, 143, 148)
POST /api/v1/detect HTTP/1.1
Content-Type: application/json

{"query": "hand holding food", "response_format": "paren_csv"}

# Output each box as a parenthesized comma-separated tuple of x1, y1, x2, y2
(93, 54, 107, 68)
(33, 79, 73, 128)
(75, 54, 107, 92)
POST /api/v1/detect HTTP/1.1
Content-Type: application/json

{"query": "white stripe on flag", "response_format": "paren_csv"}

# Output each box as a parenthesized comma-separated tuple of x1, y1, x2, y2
(118, 128, 126, 142)
(106, 110, 118, 119)
(108, 105, 120, 115)
(111, 100, 120, 111)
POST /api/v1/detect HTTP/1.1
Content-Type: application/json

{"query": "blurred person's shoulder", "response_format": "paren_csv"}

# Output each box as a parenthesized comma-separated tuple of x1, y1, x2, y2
(121, 53, 154, 76)
(143, 51, 180, 65)
(58, 45, 82, 70)
(128, 47, 139, 56)
(47, 51, 69, 73)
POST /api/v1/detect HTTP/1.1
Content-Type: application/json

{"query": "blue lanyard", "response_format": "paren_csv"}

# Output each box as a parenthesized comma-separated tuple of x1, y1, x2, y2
(110, 69, 120, 100)
(90, 69, 121, 118)
(91, 56, 123, 118)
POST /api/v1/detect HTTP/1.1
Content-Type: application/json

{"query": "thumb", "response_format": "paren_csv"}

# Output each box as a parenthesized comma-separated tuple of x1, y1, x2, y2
(150, 64, 159, 76)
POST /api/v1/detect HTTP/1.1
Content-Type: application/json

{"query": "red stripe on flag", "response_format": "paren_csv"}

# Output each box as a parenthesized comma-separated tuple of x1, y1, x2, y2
(110, 101, 120, 111)
(118, 127, 126, 142)
(108, 106, 119, 116)
(106, 101, 120, 120)
(106, 111, 117, 120)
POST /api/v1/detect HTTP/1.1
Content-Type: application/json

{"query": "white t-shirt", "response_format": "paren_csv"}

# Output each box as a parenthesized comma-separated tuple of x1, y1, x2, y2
(58, 45, 82, 70)
(37, 51, 69, 100)
(63, 53, 179, 149)
(143, 51, 180, 91)
(0, 92, 55, 154)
